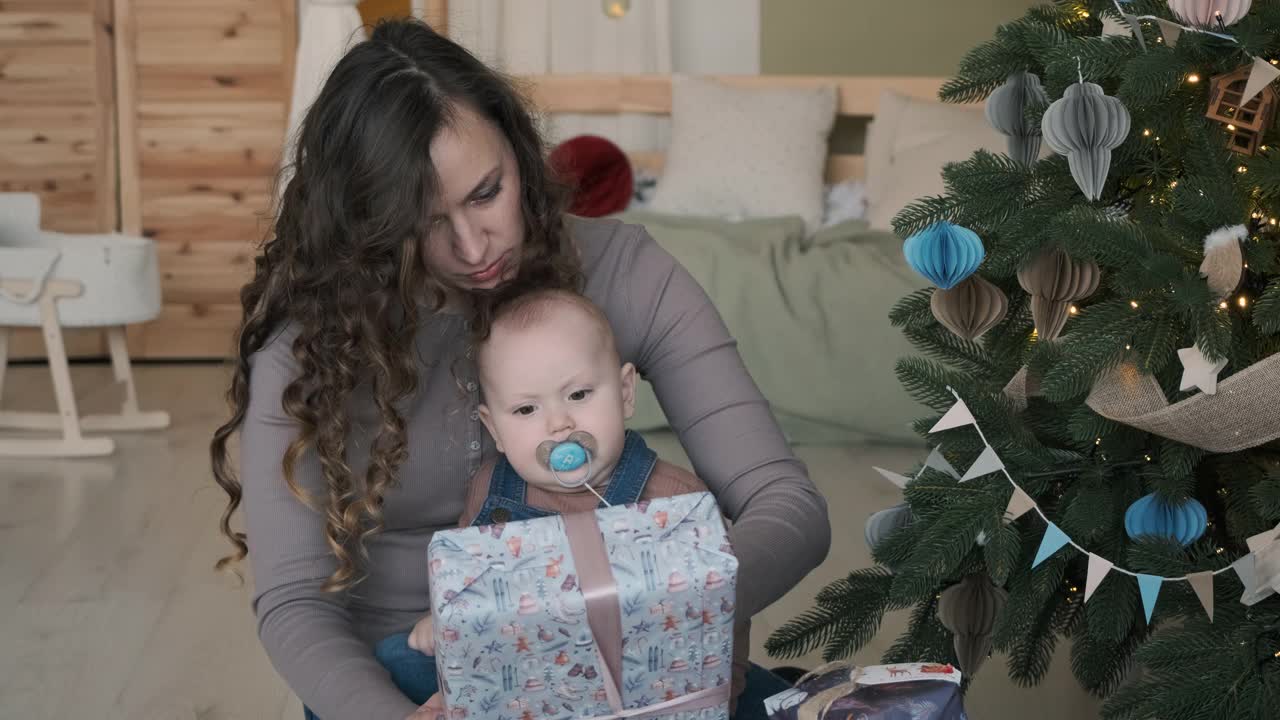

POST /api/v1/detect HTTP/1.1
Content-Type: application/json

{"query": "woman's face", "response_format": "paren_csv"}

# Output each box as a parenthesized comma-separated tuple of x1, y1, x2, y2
(424, 105, 525, 292)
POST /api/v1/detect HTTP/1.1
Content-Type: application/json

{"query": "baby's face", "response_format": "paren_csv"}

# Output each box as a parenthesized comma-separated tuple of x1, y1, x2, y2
(476, 305, 636, 493)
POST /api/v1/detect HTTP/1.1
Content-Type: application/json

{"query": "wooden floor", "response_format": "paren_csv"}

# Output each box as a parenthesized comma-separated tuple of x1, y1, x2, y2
(0, 363, 1101, 720)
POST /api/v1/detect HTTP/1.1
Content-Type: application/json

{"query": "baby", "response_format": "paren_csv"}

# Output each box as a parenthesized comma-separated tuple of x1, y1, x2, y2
(410, 287, 749, 712)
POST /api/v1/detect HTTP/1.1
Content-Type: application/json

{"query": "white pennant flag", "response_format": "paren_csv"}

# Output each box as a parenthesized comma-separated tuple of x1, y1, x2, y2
(1242, 56, 1280, 107)
(1232, 554, 1273, 606)
(1123, 14, 1146, 51)
(1186, 571, 1215, 622)
(1154, 18, 1182, 47)
(872, 466, 912, 490)
(960, 446, 1005, 482)
(1100, 16, 1129, 37)
(1004, 487, 1036, 522)
(929, 399, 975, 433)
(1084, 554, 1114, 602)
(1246, 525, 1279, 554)
(925, 446, 961, 479)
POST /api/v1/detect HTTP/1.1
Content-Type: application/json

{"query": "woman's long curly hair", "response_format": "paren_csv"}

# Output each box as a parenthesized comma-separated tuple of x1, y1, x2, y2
(211, 18, 581, 592)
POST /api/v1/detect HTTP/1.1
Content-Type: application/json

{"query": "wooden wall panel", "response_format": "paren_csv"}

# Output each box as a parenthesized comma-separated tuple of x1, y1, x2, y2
(1, 0, 116, 360)
(117, 0, 295, 359)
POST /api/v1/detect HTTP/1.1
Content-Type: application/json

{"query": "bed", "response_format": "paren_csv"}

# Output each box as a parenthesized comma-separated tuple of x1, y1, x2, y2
(521, 72, 1010, 447)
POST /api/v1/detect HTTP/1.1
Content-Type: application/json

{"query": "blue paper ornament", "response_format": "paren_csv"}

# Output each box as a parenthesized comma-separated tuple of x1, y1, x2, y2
(1124, 493, 1208, 547)
(903, 222, 986, 290)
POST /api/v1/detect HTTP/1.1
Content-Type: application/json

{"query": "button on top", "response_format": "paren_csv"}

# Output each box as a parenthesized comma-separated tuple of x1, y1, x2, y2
(469, 440, 481, 451)
(466, 381, 477, 392)
(470, 410, 480, 421)
(491, 508, 511, 522)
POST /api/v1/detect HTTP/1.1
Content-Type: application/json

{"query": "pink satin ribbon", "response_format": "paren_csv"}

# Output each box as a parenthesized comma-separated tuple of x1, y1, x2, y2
(562, 510, 731, 720)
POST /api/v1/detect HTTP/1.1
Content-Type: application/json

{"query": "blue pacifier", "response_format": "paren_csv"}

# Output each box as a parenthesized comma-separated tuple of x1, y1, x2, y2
(536, 431, 598, 490)
(549, 443, 588, 472)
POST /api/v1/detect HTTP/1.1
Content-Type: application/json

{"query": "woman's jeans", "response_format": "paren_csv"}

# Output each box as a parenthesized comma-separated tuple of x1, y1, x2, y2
(304, 632, 792, 720)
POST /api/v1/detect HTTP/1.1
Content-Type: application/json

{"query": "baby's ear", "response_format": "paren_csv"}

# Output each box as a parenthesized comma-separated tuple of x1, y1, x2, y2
(477, 404, 503, 453)
(620, 362, 637, 419)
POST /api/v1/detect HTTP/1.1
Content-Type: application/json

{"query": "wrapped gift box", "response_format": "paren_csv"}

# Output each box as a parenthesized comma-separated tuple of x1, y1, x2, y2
(427, 491, 738, 719)
(764, 662, 966, 720)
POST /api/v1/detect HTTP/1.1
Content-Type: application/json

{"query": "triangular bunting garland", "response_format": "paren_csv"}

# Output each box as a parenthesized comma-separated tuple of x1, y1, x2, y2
(1234, 554, 1275, 606)
(1004, 487, 1036, 522)
(1136, 574, 1162, 623)
(1242, 56, 1280, 107)
(1154, 18, 1182, 47)
(1186, 571, 1214, 622)
(1084, 554, 1114, 602)
(960, 446, 1005, 482)
(1033, 522, 1071, 567)
(872, 466, 911, 490)
(929, 400, 976, 433)
(924, 446, 961, 479)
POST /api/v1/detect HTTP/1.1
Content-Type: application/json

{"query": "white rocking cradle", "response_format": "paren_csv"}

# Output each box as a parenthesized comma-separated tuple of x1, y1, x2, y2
(0, 193, 170, 457)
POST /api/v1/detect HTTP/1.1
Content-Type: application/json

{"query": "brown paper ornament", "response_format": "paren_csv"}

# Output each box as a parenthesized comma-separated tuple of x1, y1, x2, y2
(930, 275, 1009, 340)
(937, 573, 1008, 675)
(1017, 248, 1101, 341)
(1199, 225, 1246, 298)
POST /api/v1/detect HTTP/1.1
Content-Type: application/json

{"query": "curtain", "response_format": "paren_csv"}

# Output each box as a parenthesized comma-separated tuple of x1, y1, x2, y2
(283, 0, 368, 174)
(448, 0, 673, 152)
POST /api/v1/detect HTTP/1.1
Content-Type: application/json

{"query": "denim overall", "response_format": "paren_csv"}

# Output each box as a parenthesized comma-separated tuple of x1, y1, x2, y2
(304, 430, 790, 719)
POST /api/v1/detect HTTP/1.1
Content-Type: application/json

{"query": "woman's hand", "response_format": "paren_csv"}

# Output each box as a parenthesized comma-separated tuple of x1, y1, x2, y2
(407, 614, 436, 654)
(405, 692, 446, 720)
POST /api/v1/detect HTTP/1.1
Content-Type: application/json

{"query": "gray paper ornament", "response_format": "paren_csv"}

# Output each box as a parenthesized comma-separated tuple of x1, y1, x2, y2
(1041, 82, 1131, 201)
(864, 503, 912, 558)
(986, 72, 1049, 166)
(937, 573, 1008, 675)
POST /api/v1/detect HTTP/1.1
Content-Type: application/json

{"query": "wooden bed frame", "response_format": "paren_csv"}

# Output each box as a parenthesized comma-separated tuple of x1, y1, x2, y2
(521, 73, 948, 183)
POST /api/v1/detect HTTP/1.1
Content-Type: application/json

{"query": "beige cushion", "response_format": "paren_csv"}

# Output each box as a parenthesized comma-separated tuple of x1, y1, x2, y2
(648, 75, 837, 233)
(863, 89, 1009, 231)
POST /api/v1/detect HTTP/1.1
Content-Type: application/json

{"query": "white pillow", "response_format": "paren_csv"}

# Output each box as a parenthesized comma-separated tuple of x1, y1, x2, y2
(648, 75, 837, 233)
(863, 89, 1009, 231)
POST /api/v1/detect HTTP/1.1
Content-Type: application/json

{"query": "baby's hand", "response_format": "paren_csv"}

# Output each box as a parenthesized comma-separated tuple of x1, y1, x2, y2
(408, 614, 436, 655)
(406, 692, 446, 720)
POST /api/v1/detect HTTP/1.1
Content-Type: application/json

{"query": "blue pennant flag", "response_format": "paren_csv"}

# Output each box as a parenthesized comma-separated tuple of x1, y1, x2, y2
(1137, 574, 1163, 623)
(1033, 522, 1071, 567)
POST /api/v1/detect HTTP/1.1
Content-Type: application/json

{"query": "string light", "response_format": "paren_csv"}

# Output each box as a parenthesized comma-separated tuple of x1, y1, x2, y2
(1238, 296, 1248, 308)
(1125, 344, 1132, 350)
(1144, 454, 1152, 462)
(1079, 9, 1090, 18)
(1272, 218, 1278, 225)
(1220, 301, 1230, 310)
(1169, 180, 1178, 188)
(1187, 73, 1201, 83)
(1142, 128, 1152, 137)
(1069, 305, 1079, 315)
(1228, 124, 1237, 132)
(1130, 300, 1140, 309)
(1095, 437, 1103, 446)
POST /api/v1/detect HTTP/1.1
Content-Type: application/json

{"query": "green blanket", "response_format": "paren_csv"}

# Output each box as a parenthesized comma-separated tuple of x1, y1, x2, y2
(613, 210, 930, 446)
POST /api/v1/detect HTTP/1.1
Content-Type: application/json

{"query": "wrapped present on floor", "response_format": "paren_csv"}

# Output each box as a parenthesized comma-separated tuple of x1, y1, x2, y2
(764, 662, 966, 720)
(427, 491, 739, 719)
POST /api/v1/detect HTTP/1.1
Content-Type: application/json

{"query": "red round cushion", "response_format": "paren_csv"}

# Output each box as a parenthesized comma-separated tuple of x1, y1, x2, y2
(548, 135, 634, 217)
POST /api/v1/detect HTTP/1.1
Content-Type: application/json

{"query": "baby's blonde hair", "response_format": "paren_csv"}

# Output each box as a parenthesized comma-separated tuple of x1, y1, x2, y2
(474, 288, 619, 380)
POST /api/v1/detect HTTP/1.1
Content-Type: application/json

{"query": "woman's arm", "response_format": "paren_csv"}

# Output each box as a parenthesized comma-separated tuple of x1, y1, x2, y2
(613, 224, 832, 619)
(240, 328, 420, 720)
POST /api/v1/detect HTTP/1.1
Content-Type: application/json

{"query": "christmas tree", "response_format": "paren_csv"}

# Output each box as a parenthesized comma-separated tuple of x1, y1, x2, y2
(766, 2, 1280, 718)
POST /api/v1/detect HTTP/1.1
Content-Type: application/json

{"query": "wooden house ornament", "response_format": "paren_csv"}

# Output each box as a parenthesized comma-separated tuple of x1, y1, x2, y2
(1205, 65, 1279, 156)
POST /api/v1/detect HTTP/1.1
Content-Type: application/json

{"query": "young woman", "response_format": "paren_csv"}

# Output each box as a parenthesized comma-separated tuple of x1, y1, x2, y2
(211, 18, 830, 720)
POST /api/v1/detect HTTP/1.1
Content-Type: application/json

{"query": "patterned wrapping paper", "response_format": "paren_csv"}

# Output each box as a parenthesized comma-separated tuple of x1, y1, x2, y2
(427, 492, 739, 720)
(764, 663, 967, 720)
